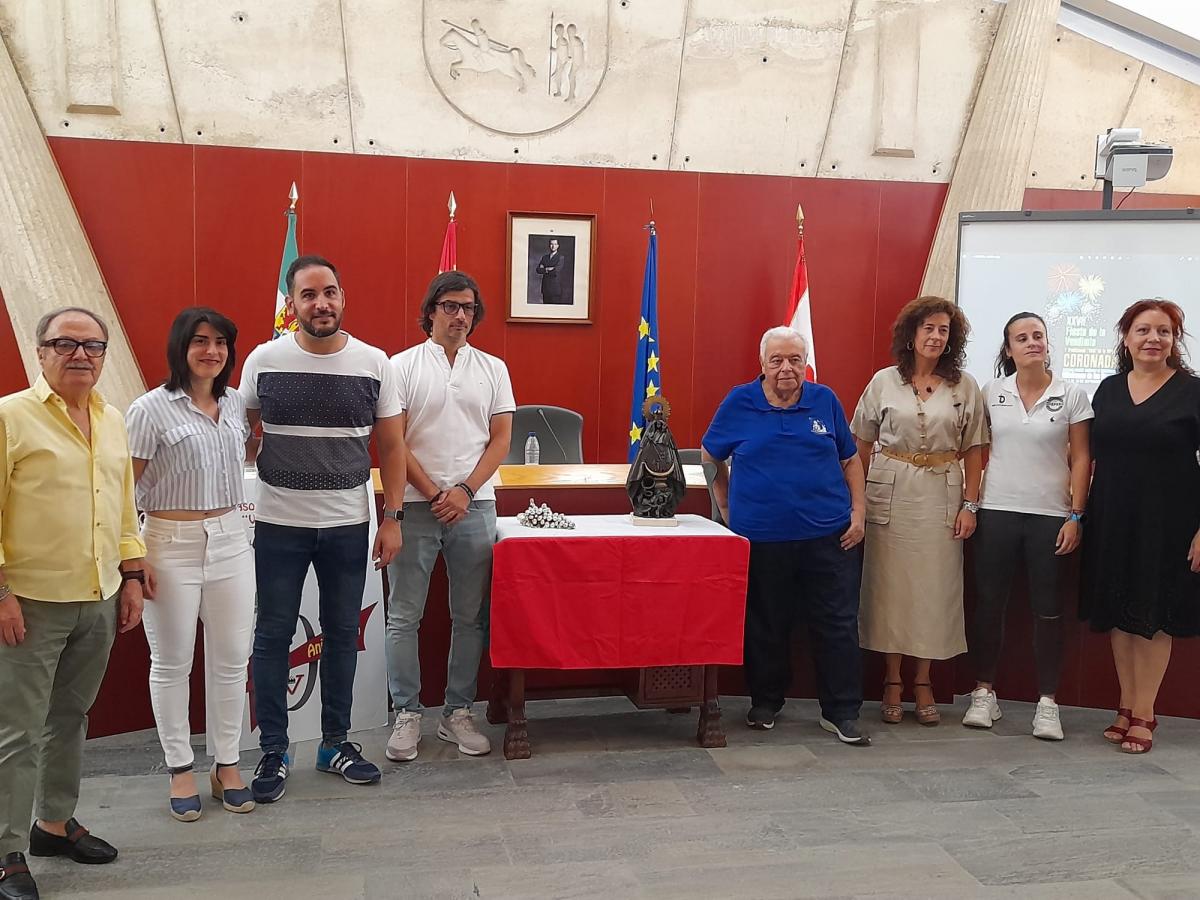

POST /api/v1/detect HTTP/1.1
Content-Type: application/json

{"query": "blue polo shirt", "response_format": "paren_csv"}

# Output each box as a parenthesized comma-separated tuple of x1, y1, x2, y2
(702, 377, 856, 542)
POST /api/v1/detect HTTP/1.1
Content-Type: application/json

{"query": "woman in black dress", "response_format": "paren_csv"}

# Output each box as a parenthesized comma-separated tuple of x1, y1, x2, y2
(1081, 299, 1200, 754)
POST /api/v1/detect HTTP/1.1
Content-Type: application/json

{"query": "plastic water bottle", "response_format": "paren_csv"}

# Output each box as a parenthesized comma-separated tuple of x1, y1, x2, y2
(524, 432, 540, 465)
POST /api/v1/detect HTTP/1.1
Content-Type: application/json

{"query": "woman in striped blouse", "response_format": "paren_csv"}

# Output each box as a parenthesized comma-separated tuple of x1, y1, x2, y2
(126, 308, 256, 821)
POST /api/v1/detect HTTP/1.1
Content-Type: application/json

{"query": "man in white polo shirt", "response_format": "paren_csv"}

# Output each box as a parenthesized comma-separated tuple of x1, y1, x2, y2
(385, 271, 515, 761)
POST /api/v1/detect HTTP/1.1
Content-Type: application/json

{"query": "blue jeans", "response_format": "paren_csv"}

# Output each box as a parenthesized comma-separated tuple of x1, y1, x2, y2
(252, 521, 369, 753)
(385, 501, 496, 714)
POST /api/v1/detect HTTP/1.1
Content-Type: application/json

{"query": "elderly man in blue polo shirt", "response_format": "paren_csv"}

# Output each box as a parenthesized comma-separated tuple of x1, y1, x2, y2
(702, 326, 869, 744)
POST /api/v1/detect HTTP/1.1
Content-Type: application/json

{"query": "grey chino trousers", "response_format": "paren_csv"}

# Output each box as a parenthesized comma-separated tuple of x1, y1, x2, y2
(0, 594, 117, 855)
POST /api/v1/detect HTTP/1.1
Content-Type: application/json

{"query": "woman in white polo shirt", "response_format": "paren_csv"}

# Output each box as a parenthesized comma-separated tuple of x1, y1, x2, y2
(126, 308, 256, 821)
(964, 312, 1092, 739)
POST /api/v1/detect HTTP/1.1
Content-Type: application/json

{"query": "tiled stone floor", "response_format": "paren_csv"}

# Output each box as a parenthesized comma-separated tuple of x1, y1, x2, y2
(29, 695, 1200, 899)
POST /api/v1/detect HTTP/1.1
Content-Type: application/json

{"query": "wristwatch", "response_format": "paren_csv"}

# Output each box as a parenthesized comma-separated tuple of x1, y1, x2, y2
(382, 507, 404, 522)
(961, 499, 981, 514)
(0, 583, 10, 601)
(1067, 509, 1084, 523)
(121, 570, 146, 585)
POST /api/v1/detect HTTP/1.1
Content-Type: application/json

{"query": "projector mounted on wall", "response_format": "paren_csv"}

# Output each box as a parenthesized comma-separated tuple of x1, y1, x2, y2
(1094, 128, 1173, 196)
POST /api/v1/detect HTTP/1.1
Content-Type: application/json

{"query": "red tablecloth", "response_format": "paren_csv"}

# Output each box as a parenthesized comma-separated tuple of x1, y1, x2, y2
(490, 514, 749, 669)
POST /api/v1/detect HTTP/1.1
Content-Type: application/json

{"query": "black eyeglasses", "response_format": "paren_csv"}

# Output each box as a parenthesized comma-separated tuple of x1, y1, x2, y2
(41, 338, 108, 358)
(436, 301, 477, 317)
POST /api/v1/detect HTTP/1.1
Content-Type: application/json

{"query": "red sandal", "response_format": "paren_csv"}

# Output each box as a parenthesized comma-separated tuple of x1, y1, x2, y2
(1119, 717, 1158, 754)
(1102, 707, 1132, 743)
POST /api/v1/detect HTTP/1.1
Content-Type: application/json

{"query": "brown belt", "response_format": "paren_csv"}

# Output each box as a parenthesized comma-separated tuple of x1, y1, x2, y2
(880, 448, 959, 468)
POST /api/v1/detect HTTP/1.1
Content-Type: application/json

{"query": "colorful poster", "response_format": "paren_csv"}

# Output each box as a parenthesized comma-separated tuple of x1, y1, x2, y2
(238, 470, 388, 750)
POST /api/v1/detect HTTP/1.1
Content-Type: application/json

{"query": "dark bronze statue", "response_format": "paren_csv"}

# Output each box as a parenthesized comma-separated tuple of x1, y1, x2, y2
(627, 396, 686, 522)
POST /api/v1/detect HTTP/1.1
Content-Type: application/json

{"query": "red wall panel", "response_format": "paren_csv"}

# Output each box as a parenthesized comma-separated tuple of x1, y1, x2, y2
(21, 137, 1200, 733)
(49, 139, 196, 389)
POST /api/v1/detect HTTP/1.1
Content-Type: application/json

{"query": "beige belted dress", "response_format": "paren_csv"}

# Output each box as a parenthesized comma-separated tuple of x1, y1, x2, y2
(850, 367, 988, 659)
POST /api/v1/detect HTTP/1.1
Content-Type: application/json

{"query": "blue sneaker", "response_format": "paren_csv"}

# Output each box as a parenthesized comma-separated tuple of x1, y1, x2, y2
(251, 751, 289, 803)
(315, 741, 381, 785)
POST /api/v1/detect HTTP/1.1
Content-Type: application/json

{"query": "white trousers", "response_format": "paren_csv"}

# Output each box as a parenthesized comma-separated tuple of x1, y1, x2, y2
(141, 510, 255, 768)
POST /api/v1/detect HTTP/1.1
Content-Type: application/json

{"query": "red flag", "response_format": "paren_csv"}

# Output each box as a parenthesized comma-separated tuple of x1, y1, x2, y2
(438, 219, 457, 273)
(785, 234, 817, 382)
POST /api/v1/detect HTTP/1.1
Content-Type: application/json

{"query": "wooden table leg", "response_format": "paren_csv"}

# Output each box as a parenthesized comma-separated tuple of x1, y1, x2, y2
(696, 665, 726, 748)
(486, 668, 509, 725)
(503, 668, 531, 759)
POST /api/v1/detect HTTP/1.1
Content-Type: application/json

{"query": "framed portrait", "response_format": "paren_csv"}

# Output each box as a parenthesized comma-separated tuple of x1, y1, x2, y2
(507, 212, 595, 324)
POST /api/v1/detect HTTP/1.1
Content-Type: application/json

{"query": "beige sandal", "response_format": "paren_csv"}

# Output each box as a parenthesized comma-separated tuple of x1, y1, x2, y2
(913, 681, 940, 726)
(881, 680, 903, 724)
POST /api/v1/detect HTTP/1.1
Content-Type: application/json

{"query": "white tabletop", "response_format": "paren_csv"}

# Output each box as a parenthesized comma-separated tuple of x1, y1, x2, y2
(495, 514, 738, 541)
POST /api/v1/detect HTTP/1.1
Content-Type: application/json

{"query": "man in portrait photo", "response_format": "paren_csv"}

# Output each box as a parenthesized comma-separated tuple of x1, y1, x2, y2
(534, 237, 571, 305)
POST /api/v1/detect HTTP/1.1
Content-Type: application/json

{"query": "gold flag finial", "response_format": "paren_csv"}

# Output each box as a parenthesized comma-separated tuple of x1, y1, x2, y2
(289, 182, 299, 210)
(796, 202, 804, 237)
(448, 191, 457, 220)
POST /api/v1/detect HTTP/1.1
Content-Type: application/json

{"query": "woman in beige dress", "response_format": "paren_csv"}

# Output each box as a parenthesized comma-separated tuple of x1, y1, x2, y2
(851, 296, 987, 725)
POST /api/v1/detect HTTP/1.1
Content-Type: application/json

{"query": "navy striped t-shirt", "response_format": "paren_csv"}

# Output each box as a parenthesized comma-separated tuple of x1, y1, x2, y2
(239, 332, 402, 527)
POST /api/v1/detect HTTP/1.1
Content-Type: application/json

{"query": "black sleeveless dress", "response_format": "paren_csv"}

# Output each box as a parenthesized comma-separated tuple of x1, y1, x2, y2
(1080, 371, 1200, 637)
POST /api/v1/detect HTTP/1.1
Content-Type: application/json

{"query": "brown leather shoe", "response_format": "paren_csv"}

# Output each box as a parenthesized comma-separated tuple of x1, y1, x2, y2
(28, 819, 117, 865)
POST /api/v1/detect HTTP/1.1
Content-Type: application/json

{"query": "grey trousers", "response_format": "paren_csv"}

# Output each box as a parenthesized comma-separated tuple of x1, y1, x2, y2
(0, 595, 117, 855)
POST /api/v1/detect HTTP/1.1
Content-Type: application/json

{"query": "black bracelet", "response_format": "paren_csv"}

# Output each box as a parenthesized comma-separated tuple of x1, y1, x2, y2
(456, 482, 476, 501)
(121, 570, 146, 585)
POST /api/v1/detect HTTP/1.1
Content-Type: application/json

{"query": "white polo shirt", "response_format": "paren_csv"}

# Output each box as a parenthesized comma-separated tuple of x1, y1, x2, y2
(980, 374, 1094, 517)
(391, 339, 516, 503)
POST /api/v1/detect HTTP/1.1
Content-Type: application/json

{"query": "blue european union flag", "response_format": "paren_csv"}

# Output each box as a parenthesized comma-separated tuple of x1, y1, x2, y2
(627, 228, 660, 462)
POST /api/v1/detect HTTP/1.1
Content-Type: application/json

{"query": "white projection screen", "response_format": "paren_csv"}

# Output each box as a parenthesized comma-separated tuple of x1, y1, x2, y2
(956, 210, 1200, 397)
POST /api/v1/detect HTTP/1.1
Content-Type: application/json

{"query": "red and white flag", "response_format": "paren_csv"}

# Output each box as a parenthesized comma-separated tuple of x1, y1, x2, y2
(785, 222, 817, 381)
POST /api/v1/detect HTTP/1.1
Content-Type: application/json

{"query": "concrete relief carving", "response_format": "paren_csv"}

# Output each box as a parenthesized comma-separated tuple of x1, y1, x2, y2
(873, 6, 920, 158)
(423, 1, 608, 135)
(440, 18, 537, 92)
(63, 0, 120, 114)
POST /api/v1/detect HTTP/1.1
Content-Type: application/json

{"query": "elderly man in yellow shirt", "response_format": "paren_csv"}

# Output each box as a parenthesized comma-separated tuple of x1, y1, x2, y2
(0, 308, 146, 900)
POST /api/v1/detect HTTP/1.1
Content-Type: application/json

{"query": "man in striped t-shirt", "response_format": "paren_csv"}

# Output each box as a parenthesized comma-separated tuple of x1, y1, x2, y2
(240, 255, 407, 803)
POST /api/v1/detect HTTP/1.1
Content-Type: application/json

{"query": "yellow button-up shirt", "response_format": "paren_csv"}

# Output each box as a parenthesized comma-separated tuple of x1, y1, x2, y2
(0, 375, 146, 602)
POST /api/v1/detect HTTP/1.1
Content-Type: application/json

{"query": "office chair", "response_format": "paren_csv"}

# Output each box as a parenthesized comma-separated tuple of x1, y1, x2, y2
(505, 405, 584, 464)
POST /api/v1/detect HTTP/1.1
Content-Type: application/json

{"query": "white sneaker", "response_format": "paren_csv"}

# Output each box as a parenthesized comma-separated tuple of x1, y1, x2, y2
(386, 711, 422, 761)
(437, 709, 492, 756)
(962, 687, 1002, 728)
(1032, 697, 1064, 741)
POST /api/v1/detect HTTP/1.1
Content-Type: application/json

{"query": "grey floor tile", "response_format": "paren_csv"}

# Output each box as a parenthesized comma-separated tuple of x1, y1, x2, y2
(633, 843, 979, 898)
(1118, 871, 1200, 899)
(508, 747, 724, 785)
(897, 766, 1040, 802)
(501, 811, 795, 866)
(991, 794, 1183, 834)
(467, 860, 645, 900)
(60, 696, 1200, 899)
(944, 828, 1200, 886)
(679, 770, 921, 812)
(1135, 789, 1200, 828)
(1005, 759, 1181, 797)
(706, 742, 823, 777)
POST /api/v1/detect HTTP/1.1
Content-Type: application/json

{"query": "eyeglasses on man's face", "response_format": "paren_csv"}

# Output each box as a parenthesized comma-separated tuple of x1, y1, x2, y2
(41, 338, 108, 358)
(436, 300, 477, 317)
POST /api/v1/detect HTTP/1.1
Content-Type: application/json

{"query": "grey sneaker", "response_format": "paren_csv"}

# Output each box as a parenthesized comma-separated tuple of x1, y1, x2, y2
(386, 711, 422, 762)
(962, 687, 1001, 728)
(1032, 698, 1064, 741)
(437, 709, 491, 756)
